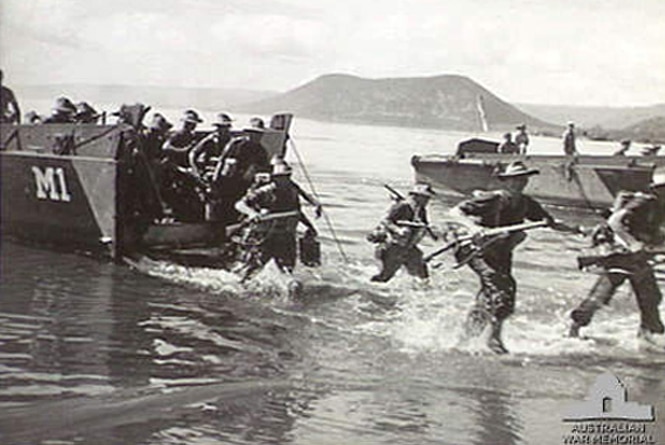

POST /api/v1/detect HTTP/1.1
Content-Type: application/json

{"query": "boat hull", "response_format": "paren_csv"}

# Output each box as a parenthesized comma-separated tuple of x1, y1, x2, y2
(412, 153, 660, 210)
(1, 113, 294, 264)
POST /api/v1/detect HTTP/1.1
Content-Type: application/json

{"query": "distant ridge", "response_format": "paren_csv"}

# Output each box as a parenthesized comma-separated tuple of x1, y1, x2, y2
(235, 73, 556, 132)
(15, 84, 277, 112)
(515, 102, 665, 129)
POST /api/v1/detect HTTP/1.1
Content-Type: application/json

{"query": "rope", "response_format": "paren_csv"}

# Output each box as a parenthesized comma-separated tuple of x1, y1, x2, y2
(288, 138, 349, 263)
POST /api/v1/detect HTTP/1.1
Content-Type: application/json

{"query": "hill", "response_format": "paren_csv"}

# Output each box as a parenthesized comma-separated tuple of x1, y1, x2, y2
(235, 73, 557, 132)
(586, 116, 665, 144)
(14, 84, 276, 112)
(515, 102, 665, 129)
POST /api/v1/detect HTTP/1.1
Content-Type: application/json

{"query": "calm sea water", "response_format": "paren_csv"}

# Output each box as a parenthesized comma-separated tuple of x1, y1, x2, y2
(1, 112, 665, 445)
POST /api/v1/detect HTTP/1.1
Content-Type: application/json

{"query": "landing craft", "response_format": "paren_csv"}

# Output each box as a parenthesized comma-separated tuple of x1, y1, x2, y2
(411, 138, 663, 211)
(0, 108, 300, 269)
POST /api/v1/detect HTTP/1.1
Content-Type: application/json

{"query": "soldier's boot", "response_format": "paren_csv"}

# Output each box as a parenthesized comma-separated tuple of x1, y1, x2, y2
(568, 322, 582, 338)
(488, 320, 508, 355)
(638, 328, 665, 352)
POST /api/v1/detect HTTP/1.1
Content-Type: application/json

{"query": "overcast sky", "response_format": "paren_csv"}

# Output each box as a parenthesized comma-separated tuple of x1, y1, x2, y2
(1, 0, 663, 106)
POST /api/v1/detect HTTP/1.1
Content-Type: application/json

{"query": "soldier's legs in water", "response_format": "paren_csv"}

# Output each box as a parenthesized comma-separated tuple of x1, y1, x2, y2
(269, 234, 297, 274)
(629, 265, 665, 335)
(569, 272, 626, 336)
(464, 253, 514, 353)
(403, 246, 429, 279)
(371, 244, 405, 282)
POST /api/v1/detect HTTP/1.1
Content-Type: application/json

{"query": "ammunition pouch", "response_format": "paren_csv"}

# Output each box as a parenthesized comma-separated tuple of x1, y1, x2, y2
(366, 227, 387, 244)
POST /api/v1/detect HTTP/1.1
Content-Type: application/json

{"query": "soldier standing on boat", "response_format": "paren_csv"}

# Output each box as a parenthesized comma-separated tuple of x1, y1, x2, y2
(212, 125, 271, 224)
(449, 161, 572, 354)
(234, 160, 319, 280)
(0, 69, 21, 124)
(498, 132, 519, 154)
(162, 109, 203, 167)
(562, 121, 578, 156)
(142, 113, 173, 161)
(74, 101, 100, 124)
(160, 109, 205, 220)
(43, 97, 77, 124)
(368, 183, 437, 283)
(613, 139, 631, 156)
(514, 124, 529, 154)
(568, 167, 665, 351)
(189, 112, 234, 179)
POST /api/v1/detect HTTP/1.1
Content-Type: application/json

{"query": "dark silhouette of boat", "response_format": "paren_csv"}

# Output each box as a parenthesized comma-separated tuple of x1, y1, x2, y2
(412, 138, 663, 211)
(0, 107, 294, 267)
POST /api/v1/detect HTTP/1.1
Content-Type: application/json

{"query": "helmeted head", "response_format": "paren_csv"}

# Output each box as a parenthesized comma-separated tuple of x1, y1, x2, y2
(180, 109, 202, 130)
(503, 132, 512, 140)
(149, 113, 173, 132)
(516, 123, 526, 131)
(249, 117, 265, 129)
(408, 183, 436, 204)
(497, 160, 539, 191)
(213, 113, 233, 128)
(567, 121, 575, 128)
(75, 101, 99, 122)
(53, 97, 76, 115)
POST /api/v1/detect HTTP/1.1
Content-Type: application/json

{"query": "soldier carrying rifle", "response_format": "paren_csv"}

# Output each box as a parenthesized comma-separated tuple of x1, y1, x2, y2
(446, 161, 575, 354)
(368, 183, 438, 283)
(568, 166, 665, 351)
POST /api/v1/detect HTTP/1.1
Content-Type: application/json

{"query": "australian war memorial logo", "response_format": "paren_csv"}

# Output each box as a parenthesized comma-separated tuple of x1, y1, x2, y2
(562, 372, 657, 444)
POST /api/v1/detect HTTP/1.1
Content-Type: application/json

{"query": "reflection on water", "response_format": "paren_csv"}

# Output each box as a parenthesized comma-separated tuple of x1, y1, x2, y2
(2, 117, 665, 445)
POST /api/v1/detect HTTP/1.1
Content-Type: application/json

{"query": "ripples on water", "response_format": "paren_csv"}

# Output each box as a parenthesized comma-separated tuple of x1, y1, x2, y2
(1, 117, 665, 445)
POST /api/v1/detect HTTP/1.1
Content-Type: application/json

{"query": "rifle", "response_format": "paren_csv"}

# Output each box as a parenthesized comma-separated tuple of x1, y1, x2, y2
(383, 184, 437, 240)
(225, 210, 300, 237)
(424, 220, 549, 263)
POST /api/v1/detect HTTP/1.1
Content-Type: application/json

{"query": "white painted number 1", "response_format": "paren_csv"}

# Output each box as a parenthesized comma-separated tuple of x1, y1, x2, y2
(31, 166, 72, 202)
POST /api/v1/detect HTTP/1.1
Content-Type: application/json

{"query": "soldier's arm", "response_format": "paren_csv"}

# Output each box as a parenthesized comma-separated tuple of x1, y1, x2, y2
(607, 208, 642, 251)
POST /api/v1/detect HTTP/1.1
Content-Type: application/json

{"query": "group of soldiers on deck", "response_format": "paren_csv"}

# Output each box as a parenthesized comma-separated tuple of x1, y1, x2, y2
(369, 160, 665, 355)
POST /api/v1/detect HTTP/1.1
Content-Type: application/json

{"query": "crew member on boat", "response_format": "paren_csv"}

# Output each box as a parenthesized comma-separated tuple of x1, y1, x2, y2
(514, 124, 529, 154)
(568, 167, 665, 350)
(369, 183, 437, 283)
(74, 101, 100, 124)
(189, 112, 233, 180)
(160, 109, 205, 220)
(162, 109, 203, 167)
(562, 121, 578, 156)
(234, 160, 319, 279)
(449, 161, 568, 354)
(43, 97, 77, 124)
(0, 69, 20, 124)
(613, 139, 631, 156)
(142, 113, 173, 161)
(212, 125, 271, 224)
(498, 132, 519, 154)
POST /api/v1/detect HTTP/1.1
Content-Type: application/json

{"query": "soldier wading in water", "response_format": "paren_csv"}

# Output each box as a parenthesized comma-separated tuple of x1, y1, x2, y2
(368, 183, 438, 283)
(449, 161, 574, 354)
(568, 166, 665, 351)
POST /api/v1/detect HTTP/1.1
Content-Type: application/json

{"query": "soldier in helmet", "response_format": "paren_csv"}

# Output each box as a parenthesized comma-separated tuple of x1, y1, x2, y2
(189, 112, 234, 178)
(43, 97, 76, 124)
(449, 161, 573, 354)
(369, 183, 437, 283)
(568, 166, 665, 351)
(234, 159, 318, 279)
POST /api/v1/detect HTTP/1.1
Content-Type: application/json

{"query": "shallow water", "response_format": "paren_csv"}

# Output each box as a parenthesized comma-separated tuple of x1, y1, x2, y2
(1, 116, 664, 445)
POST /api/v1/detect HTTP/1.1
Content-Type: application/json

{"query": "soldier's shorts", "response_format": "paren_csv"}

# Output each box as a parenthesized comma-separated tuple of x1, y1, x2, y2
(371, 243, 428, 282)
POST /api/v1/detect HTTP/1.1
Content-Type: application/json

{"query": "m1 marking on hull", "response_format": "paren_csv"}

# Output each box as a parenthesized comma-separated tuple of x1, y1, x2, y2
(31, 166, 72, 202)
